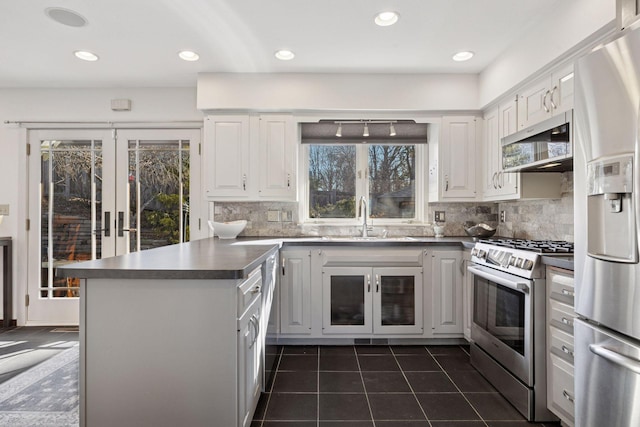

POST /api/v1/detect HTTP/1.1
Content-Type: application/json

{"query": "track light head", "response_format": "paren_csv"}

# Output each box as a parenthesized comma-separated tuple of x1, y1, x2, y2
(389, 123, 396, 137)
(336, 123, 342, 137)
(363, 122, 369, 137)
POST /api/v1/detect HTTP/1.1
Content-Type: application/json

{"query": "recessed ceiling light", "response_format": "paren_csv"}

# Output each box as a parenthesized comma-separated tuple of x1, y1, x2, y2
(45, 7, 88, 27)
(178, 50, 200, 61)
(375, 11, 399, 26)
(453, 51, 474, 62)
(275, 50, 295, 61)
(74, 50, 99, 61)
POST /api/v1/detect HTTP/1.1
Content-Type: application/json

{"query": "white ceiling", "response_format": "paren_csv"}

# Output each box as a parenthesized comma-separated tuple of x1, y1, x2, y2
(0, 0, 561, 88)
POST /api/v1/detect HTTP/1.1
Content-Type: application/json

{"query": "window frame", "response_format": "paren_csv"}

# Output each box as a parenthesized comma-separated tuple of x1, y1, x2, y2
(300, 142, 426, 225)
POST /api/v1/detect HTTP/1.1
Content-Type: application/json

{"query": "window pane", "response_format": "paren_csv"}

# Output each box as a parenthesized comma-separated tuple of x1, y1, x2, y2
(308, 145, 356, 218)
(368, 145, 415, 218)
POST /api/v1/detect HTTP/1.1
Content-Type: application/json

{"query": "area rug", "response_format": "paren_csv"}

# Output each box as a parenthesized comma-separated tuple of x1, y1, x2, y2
(0, 344, 79, 426)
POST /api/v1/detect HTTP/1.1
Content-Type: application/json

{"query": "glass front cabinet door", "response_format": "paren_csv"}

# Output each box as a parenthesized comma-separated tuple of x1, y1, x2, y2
(322, 267, 423, 335)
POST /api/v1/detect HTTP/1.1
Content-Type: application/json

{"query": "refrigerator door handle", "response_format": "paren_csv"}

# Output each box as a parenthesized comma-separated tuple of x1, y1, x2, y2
(589, 344, 640, 375)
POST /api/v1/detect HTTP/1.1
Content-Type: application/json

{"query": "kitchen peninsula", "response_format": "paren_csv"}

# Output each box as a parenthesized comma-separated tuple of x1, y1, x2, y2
(59, 238, 279, 427)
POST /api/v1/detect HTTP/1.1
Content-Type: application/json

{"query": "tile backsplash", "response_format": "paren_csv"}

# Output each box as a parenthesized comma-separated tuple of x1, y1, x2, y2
(210, 172, 574, 242)
(496, 172, 574, 242)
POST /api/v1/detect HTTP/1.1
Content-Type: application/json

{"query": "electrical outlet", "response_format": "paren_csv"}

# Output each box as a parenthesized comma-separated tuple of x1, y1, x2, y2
(434, 211, 445, 222)
(500, 210, 506, 223)
(0, 204, 9, 216)
(267, 210, 281, 222)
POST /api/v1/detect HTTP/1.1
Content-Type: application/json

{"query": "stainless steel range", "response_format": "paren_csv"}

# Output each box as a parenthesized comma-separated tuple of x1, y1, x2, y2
(468, 238, 573, 422)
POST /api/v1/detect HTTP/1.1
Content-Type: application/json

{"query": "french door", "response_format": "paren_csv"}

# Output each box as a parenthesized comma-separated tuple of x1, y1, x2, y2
(27, 128, 200, 325)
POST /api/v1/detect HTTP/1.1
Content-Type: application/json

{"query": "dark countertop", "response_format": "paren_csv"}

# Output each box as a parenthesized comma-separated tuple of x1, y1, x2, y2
(59, 238, 280, 280)
(541, 255, 574, 271)
(58, 235, 475, 281)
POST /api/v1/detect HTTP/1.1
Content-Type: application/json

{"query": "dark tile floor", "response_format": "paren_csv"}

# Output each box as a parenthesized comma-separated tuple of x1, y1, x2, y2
(252, 345, 560, 427)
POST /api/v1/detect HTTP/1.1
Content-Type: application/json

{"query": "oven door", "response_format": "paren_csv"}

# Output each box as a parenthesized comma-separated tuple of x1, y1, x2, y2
(468, 264, 533, 385)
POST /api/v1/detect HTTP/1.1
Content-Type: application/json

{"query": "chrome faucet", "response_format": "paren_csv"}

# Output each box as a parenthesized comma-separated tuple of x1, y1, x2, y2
(359, 196, 371, 237)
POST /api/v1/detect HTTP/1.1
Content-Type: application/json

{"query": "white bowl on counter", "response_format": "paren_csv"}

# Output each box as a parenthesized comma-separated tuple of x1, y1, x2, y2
(208, 220, 247, 239)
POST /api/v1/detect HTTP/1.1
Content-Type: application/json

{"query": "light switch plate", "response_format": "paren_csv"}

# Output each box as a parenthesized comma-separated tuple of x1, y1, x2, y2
(282, 210, 292, 222)
(267, 210, 281, 222)
(0, 204, 9, 216)
(500, 210, 506, 223)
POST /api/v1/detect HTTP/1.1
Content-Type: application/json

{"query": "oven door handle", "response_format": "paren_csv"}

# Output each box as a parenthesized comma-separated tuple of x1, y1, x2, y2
(467, 265, 530, 293)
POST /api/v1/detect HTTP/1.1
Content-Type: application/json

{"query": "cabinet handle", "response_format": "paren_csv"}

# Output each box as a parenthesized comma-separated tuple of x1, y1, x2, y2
(561, 345, 574, 357)
(549, 86, 558, 110)
(375, 275, 380, 293)
(281, 258, 285, 276)
(561, 288, 575, 297)
(445, 175, 449, 192)
(367, 274, 371, 292)
(492, 172, 497, 189)
(562, 390, 574, 403)
(561, 317, 573, 327)
(287, 173, 291, 188)
(251, 285, 261, 294)
(498, 171, 503, 189)
(543, 90, 551, 112)
(242, 174, 247, 191)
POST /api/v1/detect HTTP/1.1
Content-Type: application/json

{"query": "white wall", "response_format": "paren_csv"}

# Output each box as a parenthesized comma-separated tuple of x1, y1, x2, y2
(0, 87, 202, 325)
(197, 73, 479, 112)
(479, 0, 616, 107)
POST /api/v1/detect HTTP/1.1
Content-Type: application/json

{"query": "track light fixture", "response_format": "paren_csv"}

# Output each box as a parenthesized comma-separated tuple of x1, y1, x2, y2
(331, 120, 399, 138)
(389, 123, 396, 137)
(363, 122, 369, 137)
(336, 123, 342, 137)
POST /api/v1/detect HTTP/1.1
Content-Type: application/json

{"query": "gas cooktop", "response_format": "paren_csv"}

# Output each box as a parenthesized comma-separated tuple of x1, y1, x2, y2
(477, 238, 574, 254)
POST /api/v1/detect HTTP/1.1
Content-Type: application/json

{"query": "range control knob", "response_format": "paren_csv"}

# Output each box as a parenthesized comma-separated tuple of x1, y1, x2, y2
(523, 260, 534, 270)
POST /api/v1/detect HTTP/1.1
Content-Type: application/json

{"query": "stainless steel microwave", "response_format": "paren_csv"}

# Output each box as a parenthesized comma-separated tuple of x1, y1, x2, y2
(501, 110, 573, 172)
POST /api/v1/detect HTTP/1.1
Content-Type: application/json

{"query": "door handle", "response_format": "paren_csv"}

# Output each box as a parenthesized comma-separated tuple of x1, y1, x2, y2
(117, 211, 137, 237)
(589, 344, 640, 374)
(367, 274, 371, 292)
(375, 274, 380, 293)
(549, 86, 558, 109)
(543, 90, 550, 112)
(93, 211, 111, 236)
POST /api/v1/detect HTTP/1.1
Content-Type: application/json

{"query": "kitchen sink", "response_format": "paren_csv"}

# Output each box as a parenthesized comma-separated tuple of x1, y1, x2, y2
(321, 236, 418, 241)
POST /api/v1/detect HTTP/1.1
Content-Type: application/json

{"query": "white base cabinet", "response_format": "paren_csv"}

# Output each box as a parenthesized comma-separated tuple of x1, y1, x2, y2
(431, 249, 464, 335)
(279, 249, 312, 334)
(546, 266, 575, 426)
(80, 266, 267, 427)
(276, 246, 466, 341)
(322, 266, 424, 335)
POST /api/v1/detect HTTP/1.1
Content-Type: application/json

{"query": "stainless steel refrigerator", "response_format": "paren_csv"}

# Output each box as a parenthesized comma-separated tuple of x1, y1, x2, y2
(574, 24, 640, 426)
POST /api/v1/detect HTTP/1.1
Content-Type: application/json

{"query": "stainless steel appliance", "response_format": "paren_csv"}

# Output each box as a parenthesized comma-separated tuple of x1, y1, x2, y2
(469, 238, 572, 422)
(501, 110, 573, 172)
(574, 23, 640, 427)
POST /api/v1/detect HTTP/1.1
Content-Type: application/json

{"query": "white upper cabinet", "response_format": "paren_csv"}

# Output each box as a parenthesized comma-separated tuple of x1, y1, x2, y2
(518, 63, 574, 130)
(258, 115, 296, 199)
(204, 115, 251, 198)
(483, 97, 563, 201)
(203, 114, 297, 201)
(430, 116, 478, 202)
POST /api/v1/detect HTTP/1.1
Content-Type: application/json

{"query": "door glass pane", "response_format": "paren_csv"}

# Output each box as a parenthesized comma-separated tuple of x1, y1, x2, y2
(128, 140, 190, 252)
(308, 145, 356, 218)
(330, 275, 365, 325)
(380, 275, 415, 325)
(491, 283, 525, 355)
(41, 139, 101, 298)
(369, 145, 416, 218)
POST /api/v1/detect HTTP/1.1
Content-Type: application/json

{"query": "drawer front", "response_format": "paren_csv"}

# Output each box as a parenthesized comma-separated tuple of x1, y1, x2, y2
(548, 352, 575, 425)
(321, 249, 424, 267)
(547, 266, 575, 305)
(238, 268, 262, 317)
(549, 325, 574, 363)
(549, 298, 576, 333)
